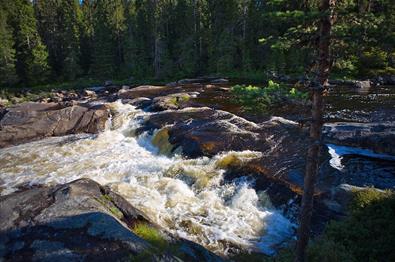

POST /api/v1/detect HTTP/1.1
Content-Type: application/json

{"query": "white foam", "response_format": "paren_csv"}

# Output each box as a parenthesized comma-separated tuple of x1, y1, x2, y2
(0, 101, 294, 255)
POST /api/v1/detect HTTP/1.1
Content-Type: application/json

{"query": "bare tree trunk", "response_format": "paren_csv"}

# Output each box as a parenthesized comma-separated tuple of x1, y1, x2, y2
(295, 0, 336, 261)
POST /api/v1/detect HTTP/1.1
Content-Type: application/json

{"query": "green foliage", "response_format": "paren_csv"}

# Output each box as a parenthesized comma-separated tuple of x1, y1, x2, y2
(1, 0, 394, 87)
(245, 188, 395, 262)
(231, 80, 307, 112)
(0, 8, 18, 85)
(307, 189, 395, 261)
(34, 0, 82, 81)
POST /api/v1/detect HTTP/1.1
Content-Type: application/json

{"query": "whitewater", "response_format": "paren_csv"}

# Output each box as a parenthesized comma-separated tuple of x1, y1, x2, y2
(0, 101, 294, 255)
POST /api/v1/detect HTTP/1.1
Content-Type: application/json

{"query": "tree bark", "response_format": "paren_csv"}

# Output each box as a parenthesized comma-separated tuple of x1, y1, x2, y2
(295, 0, 336, 261)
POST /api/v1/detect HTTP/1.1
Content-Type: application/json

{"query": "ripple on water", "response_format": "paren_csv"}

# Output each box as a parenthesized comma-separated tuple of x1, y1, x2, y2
(0, 101, 295, 255)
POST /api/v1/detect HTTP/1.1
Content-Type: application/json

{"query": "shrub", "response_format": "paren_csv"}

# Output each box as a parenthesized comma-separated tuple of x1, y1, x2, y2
(308, 189, 395, 261)
(231, 80, 308, 112)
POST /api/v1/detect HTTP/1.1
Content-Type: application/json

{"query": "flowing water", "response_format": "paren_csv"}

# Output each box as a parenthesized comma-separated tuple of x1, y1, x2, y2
(0, 101, 294, 255)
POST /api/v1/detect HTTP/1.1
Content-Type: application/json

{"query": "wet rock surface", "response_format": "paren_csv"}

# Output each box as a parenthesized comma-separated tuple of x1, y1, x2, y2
(324, 122, 395, 155)
(0, 102, 110, 148)
(0, 179, 150, 261)
(0, 179, 222, 262)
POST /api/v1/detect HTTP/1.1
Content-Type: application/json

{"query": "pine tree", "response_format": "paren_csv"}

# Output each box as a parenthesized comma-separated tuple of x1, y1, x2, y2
(34, 0, 81, 81)
(0, 7, 18, 85)
(79, 0, 95, 75)
(91, 0, 126, 79)
(6, 0, 50, 85)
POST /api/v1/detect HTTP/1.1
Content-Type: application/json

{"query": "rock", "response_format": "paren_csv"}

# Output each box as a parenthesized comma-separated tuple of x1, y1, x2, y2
(0, 178, 223, 262)
(148, 93, 193, 112)
(0, 102, 110, 148)
(329, 79, 356, 86)
(209, 78, 229, 84)
(323, 122, 395, 155)
(118, 85, 188, 101)
(122, 97, 152, 109)
(168, 77, 229, 86)
(177, 78, 204, 85)
(166, 81, 178, 87)
(104, 80, 113, 87)
(138, 106, 395, 234)
(0, 179, 151, 261)
(88, 86, 107, 93)
(354, 80, 371, 89)
(87, 85, 120, 95)
(389, 75, 395, 85)
(10, 96, 24, 104)
(83, 89, 97, 98)
(0, 98, 9, 107)
(139, 107, 305, 157)
(118, 85, 168, 99)
(373, 76, 385, 85)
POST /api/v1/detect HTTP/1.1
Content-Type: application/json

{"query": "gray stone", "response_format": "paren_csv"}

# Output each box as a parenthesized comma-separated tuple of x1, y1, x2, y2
(0, 179, 222, 262)
(354, 80, 371, 89)
(0, 102, 109, 148)
(323, 122, 395, 155)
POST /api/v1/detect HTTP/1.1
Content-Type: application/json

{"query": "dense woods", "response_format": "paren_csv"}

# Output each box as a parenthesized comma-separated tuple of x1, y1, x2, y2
(0, 0, 394, 86)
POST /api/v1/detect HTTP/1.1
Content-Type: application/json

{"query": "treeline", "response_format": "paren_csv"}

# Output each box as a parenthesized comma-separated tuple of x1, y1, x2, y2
(0, 0, 394, 86)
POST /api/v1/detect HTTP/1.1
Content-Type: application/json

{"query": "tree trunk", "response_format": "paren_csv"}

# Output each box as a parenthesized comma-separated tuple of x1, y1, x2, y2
(295, 0, 336, 261)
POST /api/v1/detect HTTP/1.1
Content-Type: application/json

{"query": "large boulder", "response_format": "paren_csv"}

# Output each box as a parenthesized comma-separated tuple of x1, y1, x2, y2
(0, 102, 110, 148)
(139, 107, 310, 193)
(0, 179, 223, 262)
(0, 179, 151, 261)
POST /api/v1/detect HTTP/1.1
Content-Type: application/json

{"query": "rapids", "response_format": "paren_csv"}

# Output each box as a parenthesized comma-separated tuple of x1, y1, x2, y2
(0, 101, 294, 255)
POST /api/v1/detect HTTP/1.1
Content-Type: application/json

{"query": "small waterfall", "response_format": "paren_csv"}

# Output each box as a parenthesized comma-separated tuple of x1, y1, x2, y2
(0, 101, 294, 255)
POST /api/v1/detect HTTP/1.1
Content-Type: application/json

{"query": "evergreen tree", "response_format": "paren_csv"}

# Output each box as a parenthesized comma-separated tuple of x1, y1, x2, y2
(0, 7, 18, 85)
(91, 0, 126, 79)
(34, 0, 81, 81)
(79, 0, 95, 75)
(6, 0, 50, 85)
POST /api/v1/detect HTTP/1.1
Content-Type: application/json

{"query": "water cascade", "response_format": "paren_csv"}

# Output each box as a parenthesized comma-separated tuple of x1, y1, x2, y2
(0, 101, 294, 255)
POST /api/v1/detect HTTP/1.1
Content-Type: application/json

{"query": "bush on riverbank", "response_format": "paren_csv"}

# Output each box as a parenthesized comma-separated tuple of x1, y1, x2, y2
(307, 189, 395, 261)
(232, 188, 395, 261)
(230, 80, 308, 112)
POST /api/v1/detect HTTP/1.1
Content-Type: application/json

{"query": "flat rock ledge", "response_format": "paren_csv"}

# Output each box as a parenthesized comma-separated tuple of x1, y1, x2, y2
(0, 179, 222, 262)
(0, 102, 110, 148)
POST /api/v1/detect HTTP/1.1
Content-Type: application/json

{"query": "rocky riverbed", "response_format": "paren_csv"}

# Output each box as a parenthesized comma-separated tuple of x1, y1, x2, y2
(0, 78, 394, 261)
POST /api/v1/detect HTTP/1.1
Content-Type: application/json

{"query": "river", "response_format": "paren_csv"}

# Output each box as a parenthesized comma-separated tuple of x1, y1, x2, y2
(0, 101, 294, 255)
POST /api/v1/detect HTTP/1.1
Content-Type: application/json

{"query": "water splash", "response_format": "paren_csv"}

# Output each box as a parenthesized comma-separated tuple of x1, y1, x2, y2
(0, 101, 294, 255)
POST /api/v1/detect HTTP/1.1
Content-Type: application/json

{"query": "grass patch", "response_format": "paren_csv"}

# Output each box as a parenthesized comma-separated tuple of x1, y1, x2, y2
(95, 194, 124, 220)
(131, 222, 168, 250)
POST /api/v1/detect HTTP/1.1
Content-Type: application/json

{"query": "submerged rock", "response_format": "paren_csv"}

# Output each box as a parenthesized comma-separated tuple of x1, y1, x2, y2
(0, 102, 110, 148)
(0, 178, 223, 262)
